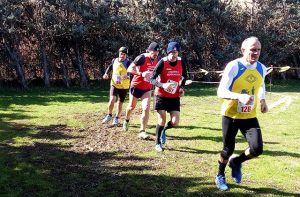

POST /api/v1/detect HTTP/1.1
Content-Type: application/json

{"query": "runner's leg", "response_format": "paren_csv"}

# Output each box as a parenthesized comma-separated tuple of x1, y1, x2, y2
(140, 91, 151, 131)
(218, 116, 239, 174)
(234, 118, 263, 163)
(125, 92, 138, 121)
(108, 87, 117, 115)
(156, 110, 166, 144)
(116, 89, 127, 118)
(169, 110, 180, 127)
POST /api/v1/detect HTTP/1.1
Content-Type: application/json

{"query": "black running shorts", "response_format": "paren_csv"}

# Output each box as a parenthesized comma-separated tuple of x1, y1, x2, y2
(155, 96, 180, 112)
(130, 87, 151, 99)
(110, 86, 128, 102)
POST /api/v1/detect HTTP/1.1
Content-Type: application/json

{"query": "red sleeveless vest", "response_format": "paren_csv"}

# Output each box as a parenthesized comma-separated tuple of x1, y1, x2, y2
(156, 57, 182, 98)
(131, 53, 158, 90)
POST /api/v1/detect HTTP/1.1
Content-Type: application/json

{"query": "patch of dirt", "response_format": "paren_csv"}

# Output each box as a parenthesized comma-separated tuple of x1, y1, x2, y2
(4, 111, 167, 195)
(27, 113, 161, 175)
(71, 111, 155, 154)
(33, 110, 156, 155)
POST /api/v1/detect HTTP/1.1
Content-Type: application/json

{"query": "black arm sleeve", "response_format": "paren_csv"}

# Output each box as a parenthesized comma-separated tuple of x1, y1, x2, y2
(150, 59, 164, 85)
(180, 60, 188, 88)
(104, 58, 115, 74)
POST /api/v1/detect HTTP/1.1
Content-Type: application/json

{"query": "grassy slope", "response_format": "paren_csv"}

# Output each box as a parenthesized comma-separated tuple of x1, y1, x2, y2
(0, 80, 299, 196)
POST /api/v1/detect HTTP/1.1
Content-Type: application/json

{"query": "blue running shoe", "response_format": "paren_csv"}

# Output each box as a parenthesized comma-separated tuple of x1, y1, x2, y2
(215, 175, 229, 191)
(229, 157, 242, 183)
(160, 129, 166, 145)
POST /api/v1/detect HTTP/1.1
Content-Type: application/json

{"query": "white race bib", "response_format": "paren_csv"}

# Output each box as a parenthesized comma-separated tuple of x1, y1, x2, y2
(165, 80, 178, 94)
(237, 96, 255, 113)
(112, 74, 122, 84)
(143, 71, 152, 82)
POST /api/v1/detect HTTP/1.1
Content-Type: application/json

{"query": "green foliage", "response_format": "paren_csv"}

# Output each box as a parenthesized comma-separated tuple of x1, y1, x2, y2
(0, 0, 299, 88)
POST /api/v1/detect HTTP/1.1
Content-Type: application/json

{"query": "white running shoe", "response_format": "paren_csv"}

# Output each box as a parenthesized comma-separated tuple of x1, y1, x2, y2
(122, 121, 129, 131)
(102, 114, 112, 123)
(155, 144, 163, 152)
(112, 117, 119, 126)
(138, 131, 149, 140)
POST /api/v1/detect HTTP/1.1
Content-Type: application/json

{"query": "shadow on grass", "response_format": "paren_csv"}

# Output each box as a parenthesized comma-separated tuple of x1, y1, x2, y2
(0, 87, 111, 110)
(145, 125, 221, 132)
(263, 141, 280, 145)
(167, 134, 245, 144)
(262, 150, 300, 158)
(231, 184, 299, 196)
(0, 110, 33, 123)
(177, 125, 221, 131)
(0, 111, 35, 141)
(33, 125, 84, 140)
(0, 123, 211, 196)
(1, 143, 296, 196)
(167, 134, 300, 158)
(168, 146, 220, 155)
(0, 123, 298, 196)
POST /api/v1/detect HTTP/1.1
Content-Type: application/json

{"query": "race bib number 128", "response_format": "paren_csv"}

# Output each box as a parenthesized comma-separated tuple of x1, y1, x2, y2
(237, 96, 254, 113)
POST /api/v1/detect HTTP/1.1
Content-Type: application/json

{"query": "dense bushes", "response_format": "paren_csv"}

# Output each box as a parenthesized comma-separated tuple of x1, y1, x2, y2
(0, 0, 299, 89)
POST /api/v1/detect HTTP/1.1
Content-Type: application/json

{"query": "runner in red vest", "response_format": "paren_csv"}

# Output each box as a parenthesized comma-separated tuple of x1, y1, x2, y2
(123, 42, 160, 139)
(150, 41, 188, 152)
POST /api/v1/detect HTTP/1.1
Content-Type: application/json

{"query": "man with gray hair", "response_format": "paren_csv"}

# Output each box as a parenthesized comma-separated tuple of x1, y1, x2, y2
(215, 37, 268, 191)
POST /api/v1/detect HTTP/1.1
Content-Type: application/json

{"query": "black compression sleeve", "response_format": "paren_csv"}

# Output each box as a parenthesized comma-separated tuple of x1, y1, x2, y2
(150, 59, 164, 85)
(104, 58, 115, 74)
(180, 60, 188, 88)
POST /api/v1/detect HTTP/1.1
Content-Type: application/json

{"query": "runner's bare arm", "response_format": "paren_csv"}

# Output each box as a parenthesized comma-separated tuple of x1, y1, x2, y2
(103, 59, 114, 79)
(127, 62, 142, 76)
(127, 54, 146, 76)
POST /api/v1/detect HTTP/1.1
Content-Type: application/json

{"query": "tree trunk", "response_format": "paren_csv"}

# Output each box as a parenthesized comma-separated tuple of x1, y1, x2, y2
(3, 39, 28, 90)
(292, 53, 300, 79)
(59, 52, 70, 88)
(74, 41, 88, 87)
(40, 42, 50, 88)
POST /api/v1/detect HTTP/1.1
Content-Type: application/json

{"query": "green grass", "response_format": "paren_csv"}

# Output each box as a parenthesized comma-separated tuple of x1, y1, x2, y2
(0, 80, 299, 196)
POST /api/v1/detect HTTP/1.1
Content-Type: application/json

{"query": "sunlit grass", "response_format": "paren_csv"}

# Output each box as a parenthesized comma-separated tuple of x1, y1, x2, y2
(0, 81, 299, 196)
